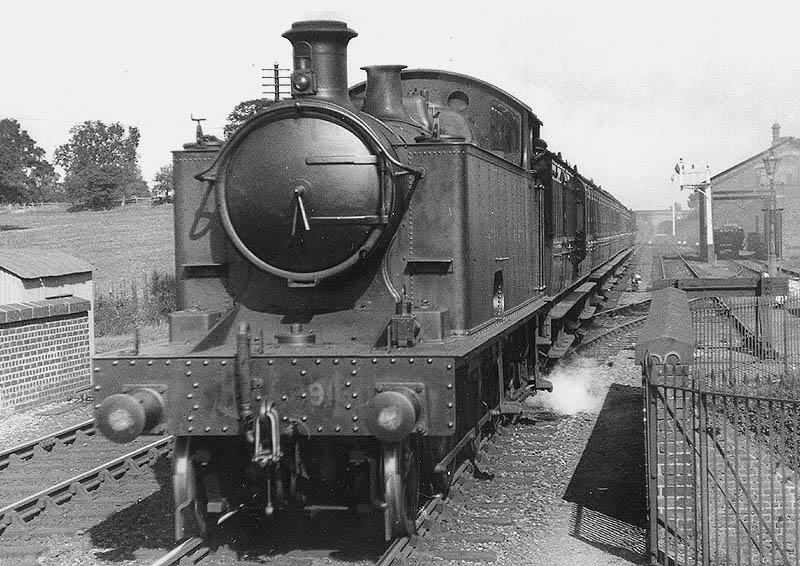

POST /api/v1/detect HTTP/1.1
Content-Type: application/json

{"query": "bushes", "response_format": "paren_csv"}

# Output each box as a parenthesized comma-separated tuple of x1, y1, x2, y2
(95, 270, 176, 337)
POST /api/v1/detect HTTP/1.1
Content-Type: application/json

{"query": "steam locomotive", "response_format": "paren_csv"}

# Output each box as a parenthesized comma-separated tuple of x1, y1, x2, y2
(93, 20, 635, 541)
(713, 224, 745, 258)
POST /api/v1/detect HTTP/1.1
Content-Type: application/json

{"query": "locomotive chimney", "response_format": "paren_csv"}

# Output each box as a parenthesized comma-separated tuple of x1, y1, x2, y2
(772, 122, 781, 145)
(283, 20, 357, 105)
(361, 65, 414, 123)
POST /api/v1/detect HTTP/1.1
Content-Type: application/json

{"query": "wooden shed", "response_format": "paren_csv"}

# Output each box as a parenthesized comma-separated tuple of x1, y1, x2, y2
(0, 248, 94, 305)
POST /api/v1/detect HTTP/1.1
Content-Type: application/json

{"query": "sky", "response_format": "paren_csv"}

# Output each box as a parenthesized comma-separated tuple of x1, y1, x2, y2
(2, 0, 799, 211)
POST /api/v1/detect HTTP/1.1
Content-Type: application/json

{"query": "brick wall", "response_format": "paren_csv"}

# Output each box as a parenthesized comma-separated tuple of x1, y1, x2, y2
(0, 296, 91, 413)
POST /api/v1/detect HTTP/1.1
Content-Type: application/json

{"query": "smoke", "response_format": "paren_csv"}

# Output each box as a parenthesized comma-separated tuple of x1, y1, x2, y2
(526, 357, 604, 416)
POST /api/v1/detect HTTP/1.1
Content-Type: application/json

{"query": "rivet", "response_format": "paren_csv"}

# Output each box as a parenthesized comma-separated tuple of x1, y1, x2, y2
(315, 359, 321, 365)
(129, 361, 136, 366)
(112, 361, 118, 366)
(188, 426, 194, 432)
(301, 392, 307, 399)
(409, 358, 414, 364)
(94, 385, 101, 391)
(301, 416, 308, 422)
(187, 415, 194, 421)
(186, 371, 192, 377)
(222, 426, 228, 432)
(352, 415, 359, 421)
(147, 361, 153, 366)
(255, 395, 262, 401)
(204, 427, 211, 432)
(317, 426, 323, 432)
(376, 386, 383, 393)
(353, 426, 359, 432)
(346, 404, 352, 410)
(94, 404, 101, 410)
(416, 385, 423, 393)
(282, 416, 288, 422)
(187, 393, 193, 399)
(333, 359, 339, 365)
(427, 358, 433, 364)
(221, 360, 226, 366)
(300, 370, 307, 376)
(203, 360, 209, 366)
(390, 358, 396, 364)
(371, 358, 378, 364)
(94, 367, 100, 372)
(186, 361, 192, 366)
(165, 360, 171, 365)
(193, 405, 199, 410)
(448, 422, 454, 428)
(281, 395, 288, 401)
(447, 402, 453, 408)
(352, 392, 358, 398)
(335, 426, 341, 432)
(351, 370, 357, 376)
(345, 381, 352, 388)
(446, 364, 452, 370)
(351, 359, 357, 365)
(193, 383, 199, 388)
(447, 383, 453, 389)
(268, 359, 274, 365)
(292, 359, 297, 365)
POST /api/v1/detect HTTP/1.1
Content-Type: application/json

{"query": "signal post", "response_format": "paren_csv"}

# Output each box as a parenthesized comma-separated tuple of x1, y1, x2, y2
(676, 159, 715, 262)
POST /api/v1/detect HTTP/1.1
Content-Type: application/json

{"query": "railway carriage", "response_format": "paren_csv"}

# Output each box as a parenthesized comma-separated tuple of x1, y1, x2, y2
(92, 20, 635, 541)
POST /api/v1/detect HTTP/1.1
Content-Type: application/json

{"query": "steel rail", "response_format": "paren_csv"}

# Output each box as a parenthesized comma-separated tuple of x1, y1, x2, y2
(573, 315, 648, 355)
(148, 537, 208, 566)
(0, 434, 173, 535)
(0, 419, 96, 472)
(677, 252, 701, 279)
(594, 299, 652, 318)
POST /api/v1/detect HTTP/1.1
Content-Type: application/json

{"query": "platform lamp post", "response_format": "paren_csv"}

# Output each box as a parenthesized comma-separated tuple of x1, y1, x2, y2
(762, 150, 781, 276)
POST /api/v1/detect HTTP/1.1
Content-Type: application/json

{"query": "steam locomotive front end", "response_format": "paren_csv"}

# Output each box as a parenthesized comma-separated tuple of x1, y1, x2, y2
(93, 19, 444, 541)
(211, 20, 421, 286)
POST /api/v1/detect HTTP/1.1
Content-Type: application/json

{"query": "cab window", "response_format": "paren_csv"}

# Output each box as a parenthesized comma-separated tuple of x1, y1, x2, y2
(489, 101, 519, 153)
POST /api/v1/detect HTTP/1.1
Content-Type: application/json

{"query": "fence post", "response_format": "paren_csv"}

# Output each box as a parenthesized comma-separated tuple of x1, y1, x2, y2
(645, 360, 659, 565)
(696, 369, 711, 566)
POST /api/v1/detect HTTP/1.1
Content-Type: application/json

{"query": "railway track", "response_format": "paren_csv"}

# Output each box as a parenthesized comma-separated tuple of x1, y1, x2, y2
(0, 418, 172, 558)
(0, 418, 95, 472)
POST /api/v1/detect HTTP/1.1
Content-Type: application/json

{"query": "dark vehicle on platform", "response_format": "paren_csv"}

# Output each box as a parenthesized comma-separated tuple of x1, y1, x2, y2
(93, 20, 635, 541)
(713, 224, 745, 258)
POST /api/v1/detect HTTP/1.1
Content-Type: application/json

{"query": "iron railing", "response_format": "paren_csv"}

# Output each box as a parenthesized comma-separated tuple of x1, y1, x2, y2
(646, 295, 800, 565)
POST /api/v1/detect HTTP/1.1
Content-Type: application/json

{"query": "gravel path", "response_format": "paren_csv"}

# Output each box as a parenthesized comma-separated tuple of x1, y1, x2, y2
(0, 399, 94, 452)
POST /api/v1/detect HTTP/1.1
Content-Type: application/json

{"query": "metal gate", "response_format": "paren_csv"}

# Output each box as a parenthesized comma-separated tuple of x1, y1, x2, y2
(645, 296, 800, 565)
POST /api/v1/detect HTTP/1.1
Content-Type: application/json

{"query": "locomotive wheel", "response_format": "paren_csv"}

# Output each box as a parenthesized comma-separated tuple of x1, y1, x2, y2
(173, 436, 211, 539)
(382, 437, 420, 539)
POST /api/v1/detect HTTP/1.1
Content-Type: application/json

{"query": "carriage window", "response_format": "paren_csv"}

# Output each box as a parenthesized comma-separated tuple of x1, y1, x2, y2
(489, 101, 519, 153)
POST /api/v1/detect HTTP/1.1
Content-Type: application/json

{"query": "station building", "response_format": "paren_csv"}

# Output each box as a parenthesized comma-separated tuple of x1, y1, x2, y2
(711, 124, 800, 258)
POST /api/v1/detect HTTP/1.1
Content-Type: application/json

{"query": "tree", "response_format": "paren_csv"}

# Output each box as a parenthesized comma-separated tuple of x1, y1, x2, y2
(224, 98, 276, 139)
(54, 120, 144, 209)
(687, 191, 698, 210)
(152, 163, 173, 204)
(0, 118, 55, 203)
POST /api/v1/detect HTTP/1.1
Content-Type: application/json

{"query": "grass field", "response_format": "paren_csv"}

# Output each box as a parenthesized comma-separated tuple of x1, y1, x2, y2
(0, 203, 174, 291)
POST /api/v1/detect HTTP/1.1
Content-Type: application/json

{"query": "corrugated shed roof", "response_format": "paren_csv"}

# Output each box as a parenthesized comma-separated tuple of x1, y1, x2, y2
(0, 248, 93, 279)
